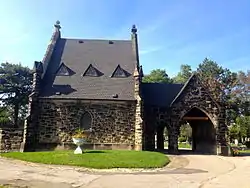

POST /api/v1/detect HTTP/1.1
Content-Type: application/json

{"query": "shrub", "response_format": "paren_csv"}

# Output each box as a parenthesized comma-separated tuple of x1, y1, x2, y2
(231, 147, 240, 156)
(178, 136, 186, 142)
(244, 141, 250, 148)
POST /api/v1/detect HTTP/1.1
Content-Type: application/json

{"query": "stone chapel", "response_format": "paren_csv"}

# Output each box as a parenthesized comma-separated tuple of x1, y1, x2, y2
(20, 21, 229, 155)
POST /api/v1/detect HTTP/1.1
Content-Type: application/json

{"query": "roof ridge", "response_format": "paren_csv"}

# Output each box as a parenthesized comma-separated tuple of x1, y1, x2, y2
(61, 38, 131, 42)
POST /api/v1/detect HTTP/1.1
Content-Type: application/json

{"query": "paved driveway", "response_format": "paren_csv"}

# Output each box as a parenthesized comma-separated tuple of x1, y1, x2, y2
(0, 154, 249, 188)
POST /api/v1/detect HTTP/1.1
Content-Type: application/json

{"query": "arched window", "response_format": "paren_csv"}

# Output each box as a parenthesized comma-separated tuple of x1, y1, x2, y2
(80, 112, 92, 130)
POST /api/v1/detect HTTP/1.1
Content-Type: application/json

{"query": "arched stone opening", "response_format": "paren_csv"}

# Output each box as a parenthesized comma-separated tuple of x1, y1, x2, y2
(155, 123, 170, 150)
(179, 107, 217, 154)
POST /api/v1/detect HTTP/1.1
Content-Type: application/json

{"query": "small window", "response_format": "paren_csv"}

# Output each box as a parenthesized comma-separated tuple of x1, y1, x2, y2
(80, 112, 92, 130)
(111, 65, 130, 78)
(56, 63, 74, 76)
(82, 64, 103, 77)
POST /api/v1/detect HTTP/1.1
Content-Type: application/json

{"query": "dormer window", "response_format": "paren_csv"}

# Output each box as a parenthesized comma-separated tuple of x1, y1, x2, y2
(82, 64, 103, 77)
(111, 65, 130, 78)
(56, 63, 74, 76)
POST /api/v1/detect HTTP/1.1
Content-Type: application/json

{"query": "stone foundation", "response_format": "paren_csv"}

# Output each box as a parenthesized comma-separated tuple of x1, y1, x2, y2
(0, 128, 23, 152)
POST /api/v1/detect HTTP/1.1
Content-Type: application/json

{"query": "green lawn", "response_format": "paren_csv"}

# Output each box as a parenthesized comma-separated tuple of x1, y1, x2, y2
(178, 142, 191, 148)
(164, 142, 191, 149)
(240, 150, 250, 154)
(0, 150, 169, 169)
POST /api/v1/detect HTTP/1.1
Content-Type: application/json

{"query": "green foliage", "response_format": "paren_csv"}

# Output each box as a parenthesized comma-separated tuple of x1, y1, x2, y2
(142, 69, 173, 83)
(0, 150, 170, 169)
(178, 142, 191, 148)
(197, 58, 238, 104)
(233, 70, 250, 116)
(172, 64, 193, 84)
(179, 123, 192, 142)
(0, 107, 10, 124)
(244, 141, 250, 148)
(0, 62, 32, 127)
(235, 116, 250, 138)
(178, 136, 186, 142)
(231, 147, 240, 156)
(228, 124, 240, 140)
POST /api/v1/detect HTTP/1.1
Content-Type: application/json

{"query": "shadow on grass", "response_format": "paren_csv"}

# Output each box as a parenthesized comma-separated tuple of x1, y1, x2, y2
(156, 149, 217, 156)
(85, 150, 106, 154)
(239, 152, 250, 157)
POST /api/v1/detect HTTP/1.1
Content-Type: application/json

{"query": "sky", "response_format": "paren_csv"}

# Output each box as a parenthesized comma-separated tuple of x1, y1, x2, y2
(0, 0, 249, 77)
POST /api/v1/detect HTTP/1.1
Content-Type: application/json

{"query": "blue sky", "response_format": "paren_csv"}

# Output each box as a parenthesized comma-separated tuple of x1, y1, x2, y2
(0, 0, 249, 77)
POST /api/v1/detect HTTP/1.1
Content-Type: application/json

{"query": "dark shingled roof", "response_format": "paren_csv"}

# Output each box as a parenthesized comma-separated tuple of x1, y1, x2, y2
(40, 38, 136, 100)
(141, 83, 184, 107)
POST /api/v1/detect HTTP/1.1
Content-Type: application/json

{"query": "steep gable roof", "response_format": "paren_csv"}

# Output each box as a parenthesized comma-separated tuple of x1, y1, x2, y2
(40, 38, 136, 100)
(170, 73, 220, 108)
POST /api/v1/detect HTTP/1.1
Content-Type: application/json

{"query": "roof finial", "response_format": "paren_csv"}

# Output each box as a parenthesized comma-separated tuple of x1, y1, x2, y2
(54, 20, 61, 30)
(131, 24, 137, 34)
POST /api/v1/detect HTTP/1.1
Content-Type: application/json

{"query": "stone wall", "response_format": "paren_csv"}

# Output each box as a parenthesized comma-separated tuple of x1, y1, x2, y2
(36, 99, 136, 150)
(0, 128, 23, 152)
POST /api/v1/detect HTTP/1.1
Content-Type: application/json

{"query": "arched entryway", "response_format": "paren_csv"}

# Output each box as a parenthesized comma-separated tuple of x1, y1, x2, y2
(179, 107, 216, 154)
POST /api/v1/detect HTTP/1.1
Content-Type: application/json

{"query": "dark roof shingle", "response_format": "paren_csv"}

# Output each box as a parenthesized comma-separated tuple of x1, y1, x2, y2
(40, 38, 136, 100)
(141, 83, 184, 107)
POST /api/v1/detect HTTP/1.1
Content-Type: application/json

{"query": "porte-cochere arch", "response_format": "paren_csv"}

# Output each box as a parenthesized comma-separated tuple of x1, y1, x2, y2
(142, 74, 228, 155)
(167, 74, 227, 154)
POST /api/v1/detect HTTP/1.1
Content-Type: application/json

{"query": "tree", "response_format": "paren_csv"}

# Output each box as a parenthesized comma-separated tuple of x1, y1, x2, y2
(197, 58, 236, 102)
(196, 58, 238, 125)
(0, 62, 32, 127)
(233, 70, 250, 116)
(173, 64, 193, 84)
(142, 69, 173, 83)
(228, 124, 240, 141)
(179, 123, 192, 143)
(0, 107, 10, 125)
(235, 116, 250, 141)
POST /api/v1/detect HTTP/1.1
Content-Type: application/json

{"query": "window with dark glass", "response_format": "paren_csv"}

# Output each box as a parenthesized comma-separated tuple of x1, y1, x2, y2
(56, 63, 73, 76)
(111, 65, 129, 78)
(80, 112, 92, 130)
(83, 64, 102, 77)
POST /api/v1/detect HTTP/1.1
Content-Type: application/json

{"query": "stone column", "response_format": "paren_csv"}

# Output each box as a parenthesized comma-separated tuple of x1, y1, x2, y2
(156, 126, 164, 150)
(168, 121, 179, 154)
(134, 71, 143, 150)
(216, 107, 230, 156)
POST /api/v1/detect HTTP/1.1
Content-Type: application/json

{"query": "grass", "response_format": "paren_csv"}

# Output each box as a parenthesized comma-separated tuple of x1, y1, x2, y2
(0, 150, 169, 169)
(240, 149, 250, 153)
(164, 142, 191, 149)
(178, 142, 191, 148)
